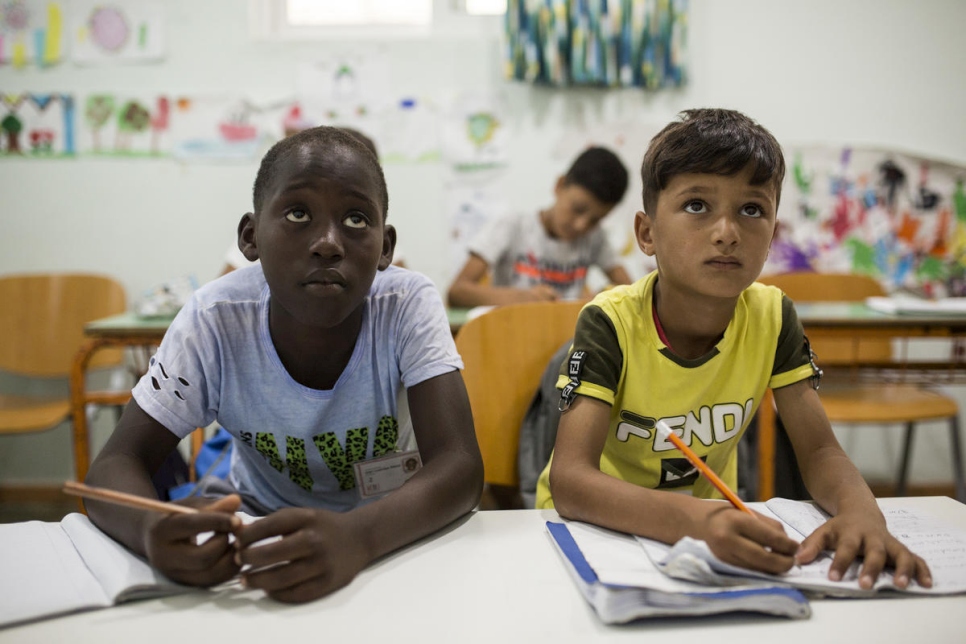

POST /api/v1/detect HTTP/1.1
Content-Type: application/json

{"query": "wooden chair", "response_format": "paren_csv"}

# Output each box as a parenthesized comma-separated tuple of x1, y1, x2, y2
(757, 272, 964, 501)
(0, 273, 127, 482)
(455, 300, 586, 509)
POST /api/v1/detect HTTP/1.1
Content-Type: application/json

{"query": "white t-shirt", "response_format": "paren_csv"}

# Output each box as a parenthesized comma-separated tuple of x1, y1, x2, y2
(468, 210, 620, 300)
(133, 265, 460, 513)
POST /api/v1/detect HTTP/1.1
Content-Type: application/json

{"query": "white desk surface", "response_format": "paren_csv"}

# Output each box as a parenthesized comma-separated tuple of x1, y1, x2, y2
(3, 497, 966, 644)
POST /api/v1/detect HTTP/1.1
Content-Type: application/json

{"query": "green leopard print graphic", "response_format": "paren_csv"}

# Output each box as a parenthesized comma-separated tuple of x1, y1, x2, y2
(285, 437, 312, 492)
(373, 416, 399, 457)
(314, 427, 368, 490)
(255, 433, 285, 473)
(251, 418, 401, 492)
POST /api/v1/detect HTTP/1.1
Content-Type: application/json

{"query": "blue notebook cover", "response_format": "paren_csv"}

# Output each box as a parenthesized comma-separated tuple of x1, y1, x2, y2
(546, 521, 811, 623)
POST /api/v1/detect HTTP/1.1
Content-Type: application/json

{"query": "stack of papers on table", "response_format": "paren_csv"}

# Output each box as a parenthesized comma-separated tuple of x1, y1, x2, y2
(866, 296, 966, 316)
(548, 497, 966, 624)
(546, 520, 811, 624)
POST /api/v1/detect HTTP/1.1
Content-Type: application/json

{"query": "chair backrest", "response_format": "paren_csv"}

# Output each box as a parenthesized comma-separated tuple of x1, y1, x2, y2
(455, 300, 586, 488)
(756, 272, 891, 365)
(0, 273, 127, 377)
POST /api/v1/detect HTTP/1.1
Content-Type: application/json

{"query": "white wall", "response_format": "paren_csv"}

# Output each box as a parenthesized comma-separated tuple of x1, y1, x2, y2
(2, 0, 965, 486)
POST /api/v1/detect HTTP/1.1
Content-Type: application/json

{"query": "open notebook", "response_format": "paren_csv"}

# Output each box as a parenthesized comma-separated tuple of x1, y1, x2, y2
(639, 497, 966, 598)
(0, 513, 195, 629)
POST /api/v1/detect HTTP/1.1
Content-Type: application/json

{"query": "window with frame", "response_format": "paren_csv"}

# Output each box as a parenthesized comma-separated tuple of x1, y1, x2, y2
(250, 0, 505, 40)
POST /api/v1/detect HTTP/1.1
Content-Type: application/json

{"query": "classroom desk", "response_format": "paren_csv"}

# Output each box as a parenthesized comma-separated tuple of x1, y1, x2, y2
(69, 312, 175, 483)
(757, 302, 966, 501)
(3, 497, 965, 643)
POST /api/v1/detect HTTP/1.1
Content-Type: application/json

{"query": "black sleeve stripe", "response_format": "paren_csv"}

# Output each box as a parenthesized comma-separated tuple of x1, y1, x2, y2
(557, 305, 623, 394)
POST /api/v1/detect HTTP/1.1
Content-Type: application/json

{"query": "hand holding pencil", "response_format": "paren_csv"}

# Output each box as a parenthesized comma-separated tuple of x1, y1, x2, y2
(67, 480, 245, 588)
(655, 420, 800, 574)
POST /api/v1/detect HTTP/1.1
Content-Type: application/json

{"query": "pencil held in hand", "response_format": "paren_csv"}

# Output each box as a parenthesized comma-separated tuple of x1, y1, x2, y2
(654, 420, 755, 517)
(63, 481, 198, 515)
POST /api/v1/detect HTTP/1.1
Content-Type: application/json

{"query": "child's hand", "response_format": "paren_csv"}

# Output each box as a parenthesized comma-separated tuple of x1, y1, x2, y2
(699, 504, 799, 574)
(795, 511, 932, 589)
(144, 494, 242, 587)
(233, 507, 369, 604)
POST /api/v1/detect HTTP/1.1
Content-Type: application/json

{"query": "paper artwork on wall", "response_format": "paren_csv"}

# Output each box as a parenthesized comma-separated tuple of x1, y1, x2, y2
(78, 93, 171, 156)
(0, 0, 66, 68)
(379, 96, 441, 164)
(70, 0, 165, 65)
(0, 92, 74, 155)
(440, 92, 508, 170)
(444, 179, 509, 280)
(295, 54, 391, 139)
(169, 95, 290, 162)
(769, 145, 966, 297)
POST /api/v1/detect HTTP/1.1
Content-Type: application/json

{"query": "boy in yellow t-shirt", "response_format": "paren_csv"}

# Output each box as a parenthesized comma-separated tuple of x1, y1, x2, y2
(537, 108, 932, 591)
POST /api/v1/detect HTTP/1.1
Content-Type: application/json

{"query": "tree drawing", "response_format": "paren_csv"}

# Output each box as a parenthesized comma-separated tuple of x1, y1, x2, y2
(1, 112, 23, 153)
(116, 100, 150, 151)
(85, 95, 115, 152)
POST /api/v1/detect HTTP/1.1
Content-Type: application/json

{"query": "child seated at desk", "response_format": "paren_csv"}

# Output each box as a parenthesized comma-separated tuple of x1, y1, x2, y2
(537, 108, 932, 591)
(85, 126, 484, 604)
(447, 146, 632, 307)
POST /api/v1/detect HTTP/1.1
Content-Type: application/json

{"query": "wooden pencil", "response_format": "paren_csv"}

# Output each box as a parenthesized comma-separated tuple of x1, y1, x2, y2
(654, 420, 756, 517)
(63, 480, 198, 515)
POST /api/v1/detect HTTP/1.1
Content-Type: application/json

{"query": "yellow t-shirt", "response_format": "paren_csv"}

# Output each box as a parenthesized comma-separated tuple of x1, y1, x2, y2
(535, 271, 816, 508)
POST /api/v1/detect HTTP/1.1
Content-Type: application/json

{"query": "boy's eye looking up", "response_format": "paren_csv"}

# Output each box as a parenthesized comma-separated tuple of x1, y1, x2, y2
(683, 200, 707, 214)
(741, 204, 764, 218)
(286, 209, 310, 223)
(344, 213, 369, 229)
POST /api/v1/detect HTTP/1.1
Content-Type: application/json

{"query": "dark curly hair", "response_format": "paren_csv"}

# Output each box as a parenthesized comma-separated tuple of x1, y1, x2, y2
(641, 108, 785, 217)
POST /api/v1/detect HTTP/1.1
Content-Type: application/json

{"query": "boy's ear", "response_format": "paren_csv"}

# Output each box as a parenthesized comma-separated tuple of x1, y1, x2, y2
(378, 224, 397, 271)
(634, 210, 656, 256)
(238, 213, 259, 262)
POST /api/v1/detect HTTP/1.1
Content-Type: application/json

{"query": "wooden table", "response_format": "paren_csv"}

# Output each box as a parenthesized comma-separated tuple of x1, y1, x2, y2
(3, 497, 965, 643)
(757, 302, 966, 500)
(69, 312, 174, 483)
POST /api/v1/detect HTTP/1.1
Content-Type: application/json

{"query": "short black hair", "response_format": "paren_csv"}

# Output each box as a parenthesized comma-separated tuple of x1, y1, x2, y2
(252, 126, 389, 219)
(641, 108, 785, 216)
(563, 146, 629, 205)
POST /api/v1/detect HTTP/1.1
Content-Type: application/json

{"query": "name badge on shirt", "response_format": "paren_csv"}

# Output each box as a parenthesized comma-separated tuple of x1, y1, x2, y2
(354, 450, 422, 498)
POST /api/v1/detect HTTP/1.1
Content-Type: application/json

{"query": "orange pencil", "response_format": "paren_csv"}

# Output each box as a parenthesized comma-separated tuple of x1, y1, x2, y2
(654, 420, 755, 517)
(63, 480, 198, 515)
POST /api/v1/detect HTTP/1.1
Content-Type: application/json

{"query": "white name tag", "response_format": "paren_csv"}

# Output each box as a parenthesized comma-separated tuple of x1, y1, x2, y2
(353, 450, 422, 499)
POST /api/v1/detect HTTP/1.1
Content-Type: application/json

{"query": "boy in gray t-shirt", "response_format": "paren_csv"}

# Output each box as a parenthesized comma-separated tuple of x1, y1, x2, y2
(448, 146, 632, 307)
(85, 126, 483, 604)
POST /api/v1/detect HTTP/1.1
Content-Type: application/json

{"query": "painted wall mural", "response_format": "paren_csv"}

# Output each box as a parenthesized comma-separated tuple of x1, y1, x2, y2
(768, 145, 966, 297)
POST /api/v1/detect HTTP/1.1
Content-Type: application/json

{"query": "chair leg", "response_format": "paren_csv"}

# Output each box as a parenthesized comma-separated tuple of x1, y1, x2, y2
(896, 422, 915, 497)
(950, 416, 966, 504)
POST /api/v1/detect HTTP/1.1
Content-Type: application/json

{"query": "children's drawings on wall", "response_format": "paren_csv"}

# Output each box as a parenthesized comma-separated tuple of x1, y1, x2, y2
(295, 55, 391, 137)
(70, 0, 165, 64)
(0, 92, 74, 155)
(0, 0, 66, 68)
(170, 96, 289, 162)
(80, 93, 170, 156)
(379, 96, 441, 164)
(441, 92, 508, 170)
(445, 179, 508, 279)
(768, 145, 966, 297)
